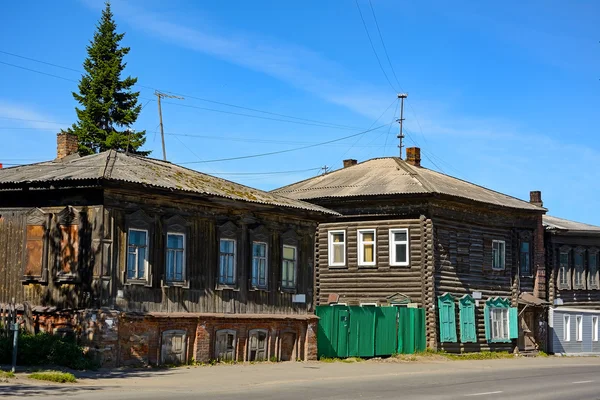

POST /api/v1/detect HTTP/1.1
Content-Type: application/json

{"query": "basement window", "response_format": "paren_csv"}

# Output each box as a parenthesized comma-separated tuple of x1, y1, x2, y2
(248, 329, 268, 361)
(215, 329, 236, 361)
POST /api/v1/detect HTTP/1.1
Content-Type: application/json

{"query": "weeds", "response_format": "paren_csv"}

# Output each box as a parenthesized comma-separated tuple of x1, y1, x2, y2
(29, 371, 77, 383)
(0, 370, 15, 379)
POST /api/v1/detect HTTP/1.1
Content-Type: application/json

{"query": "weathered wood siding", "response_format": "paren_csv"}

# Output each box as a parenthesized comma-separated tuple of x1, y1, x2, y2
(314, 218, 425, 306)
(106, 189, 316, 315)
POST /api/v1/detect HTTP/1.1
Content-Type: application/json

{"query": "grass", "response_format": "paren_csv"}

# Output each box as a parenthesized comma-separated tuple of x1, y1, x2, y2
(28, 371, 77, 383)
(0, 370, 15, 379)
(433, 350, 514, 360)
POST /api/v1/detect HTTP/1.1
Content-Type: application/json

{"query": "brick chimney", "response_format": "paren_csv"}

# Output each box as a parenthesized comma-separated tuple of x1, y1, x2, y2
(406, 147, 421, 167)
(530, 190, 543, 207)
(343, 159, 357, 168)
(56, 132, 78, 160)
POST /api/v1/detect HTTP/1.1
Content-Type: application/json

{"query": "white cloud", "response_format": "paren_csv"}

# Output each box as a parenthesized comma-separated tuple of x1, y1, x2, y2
(0, 101, 67, 131)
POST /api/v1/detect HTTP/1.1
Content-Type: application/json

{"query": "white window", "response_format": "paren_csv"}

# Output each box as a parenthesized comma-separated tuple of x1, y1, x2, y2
(492, 240, 506, 271)
(328, 230, 346, 267)
(281, 245, 297, 289)
(248, 329, 268, 361)
(564, 315, 571, 341)
(360, 302, 378, 307)
(251, 242, 268, 289)
(576, 315, 583, 342)
(219, 239, 236, 285)
(389, 229, 409, 266)
(127, 228, 148, 280)
(593, 316, 599, 342)
(166, 233, 185, 283)
(358, 229, 376, 266)
(490, 308, 509, 340)
(215, 329, 236, 361)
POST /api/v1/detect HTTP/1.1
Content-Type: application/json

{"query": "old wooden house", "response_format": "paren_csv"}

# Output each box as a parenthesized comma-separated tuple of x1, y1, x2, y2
(0, 133, 337, 366)
(273, 147, 548, 353)
(544, 215, 600, 355)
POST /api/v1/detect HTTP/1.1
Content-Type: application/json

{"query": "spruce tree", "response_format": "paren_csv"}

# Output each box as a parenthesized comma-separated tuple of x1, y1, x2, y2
(65, 1, 148, 156)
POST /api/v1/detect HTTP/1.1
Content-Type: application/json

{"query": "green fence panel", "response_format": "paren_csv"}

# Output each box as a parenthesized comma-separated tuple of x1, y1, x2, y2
(334, 307, 350, 358)
(414, 308, 426, 352)
(315, 306, 336, 358)
(348, 306, 375, 357)
(375, 307, 398, 356)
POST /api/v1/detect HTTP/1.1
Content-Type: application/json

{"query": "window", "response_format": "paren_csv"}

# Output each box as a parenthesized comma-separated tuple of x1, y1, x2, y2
(281, 245, 297, 289)
(559, 251, 570, 289)
(484, 298, 517, 343)
(588, 252, 598, 289)
(492, 240, 505, 271)
(438, 293, 457, 343)
(593, 316, 598, 342)
(248, 329, 268, 361)
(389, 229, 409, 266)
(459, 295, 477, 343)
(520, 241, 531, 276)
(59, 225, 79, 275)
(215, 330, 236, 361)
(328, 230, 346, 267)
(219, 239, 236, 285)
(576, 315, 583, 342)
(563, 315, 571, 341)
(574, 250, 585, 289)
(24, 225, 45, 278)
(166, 233, 185, 283)
(358, 229, 376, 266)
(251, 242, 268, 289)
(127, 229, 148, 280)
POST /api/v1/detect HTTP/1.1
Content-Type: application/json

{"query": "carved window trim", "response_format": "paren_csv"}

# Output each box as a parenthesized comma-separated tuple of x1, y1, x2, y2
(163, 215, 190, 288)
(217, 221, 239, 289)
(22, 208, 50, 282)
(588, 247, 599, 290)
(558, 246, 571, 291)
(125, 210, 153, 286)
(55, 206, 81, 281)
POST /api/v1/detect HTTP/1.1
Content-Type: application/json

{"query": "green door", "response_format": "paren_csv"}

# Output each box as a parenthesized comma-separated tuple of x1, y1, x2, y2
(335, 307, 350, 358)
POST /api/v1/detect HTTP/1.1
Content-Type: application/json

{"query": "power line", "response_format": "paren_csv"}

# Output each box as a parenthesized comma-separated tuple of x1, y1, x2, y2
(0, 60, 78, 83)
(178, 123, 392, 164)
(368, 0, 402, 90)
(354, 0, 397, 93)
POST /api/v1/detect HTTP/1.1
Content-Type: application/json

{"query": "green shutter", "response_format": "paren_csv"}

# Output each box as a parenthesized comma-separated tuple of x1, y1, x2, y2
(509, 307, 518, 339)
(459, 295, 477, 343)
(438, 294, 457, 343)
(483, 306, 491, 342)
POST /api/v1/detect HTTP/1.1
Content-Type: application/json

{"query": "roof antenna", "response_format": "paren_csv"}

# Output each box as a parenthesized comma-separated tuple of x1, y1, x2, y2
(397, 93, 407, 159)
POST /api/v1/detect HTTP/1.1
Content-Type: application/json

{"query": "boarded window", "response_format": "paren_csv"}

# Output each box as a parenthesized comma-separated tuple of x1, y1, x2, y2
(24, 225, 45, 277)
(248, 329, 268, 361)
(438, 293, 457, 343)
(59, 225, 79, 275)
(215, 330, 236, 361)
(161, 330, 187, 365)
(459, 295, 476, 343)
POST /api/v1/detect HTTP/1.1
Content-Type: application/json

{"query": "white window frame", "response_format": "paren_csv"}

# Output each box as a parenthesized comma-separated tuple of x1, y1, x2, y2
(219, 238, 237, 285)
(593, 316, 599, 342)
(127, 228, 149, 280)
(251, 241, 268, 289)
(564, 315, 571, 341)
(328, 230, 346, 267)
(330, 302, 347, 306)
(281, 245, 297, 289)
(490, 307, 509, 341)
(492, 240, 506, 271)
(389, 228, 410, 267)
(576, 315, 583, 342)
(357, 229, 377, 266)
(360, 302, 378, 307)
(166, 232, 186, 283)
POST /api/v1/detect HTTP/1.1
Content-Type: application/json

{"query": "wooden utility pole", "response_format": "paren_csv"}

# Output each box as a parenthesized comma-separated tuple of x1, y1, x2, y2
(397, 93, 407, 159)
(154, 91, 184, 161)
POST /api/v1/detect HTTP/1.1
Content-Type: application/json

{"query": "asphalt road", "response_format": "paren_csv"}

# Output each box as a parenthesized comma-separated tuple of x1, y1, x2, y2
(2, 357, 600, 400)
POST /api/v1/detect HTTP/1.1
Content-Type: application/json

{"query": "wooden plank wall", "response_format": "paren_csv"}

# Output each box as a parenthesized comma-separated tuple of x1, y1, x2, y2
(315, 218, 424, 306)
(107, 190, 317, 315)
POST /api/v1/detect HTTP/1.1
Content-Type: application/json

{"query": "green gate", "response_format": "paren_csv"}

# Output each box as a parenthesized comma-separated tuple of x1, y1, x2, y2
(316, 305, 426, 359)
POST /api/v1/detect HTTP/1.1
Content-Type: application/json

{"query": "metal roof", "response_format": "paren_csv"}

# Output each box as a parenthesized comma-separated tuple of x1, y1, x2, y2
(272, 157, 545, 212)
(543, 215, 600, 232)
(0, 150, 338, 215)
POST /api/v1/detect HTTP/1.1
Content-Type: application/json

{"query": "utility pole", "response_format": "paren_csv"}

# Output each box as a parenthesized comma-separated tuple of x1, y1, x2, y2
(397, 93, 408, 159)
(155, 91, 184, 161)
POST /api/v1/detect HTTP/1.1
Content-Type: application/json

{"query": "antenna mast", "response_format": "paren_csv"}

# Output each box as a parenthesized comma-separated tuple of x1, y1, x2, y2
(155, 90, 184, 161)
(397, 93, 408, 159)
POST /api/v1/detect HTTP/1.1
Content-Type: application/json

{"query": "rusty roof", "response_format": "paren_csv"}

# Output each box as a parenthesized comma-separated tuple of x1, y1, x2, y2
(272, 157, 545, 212)
(543, 215, 600, 232)
(0, 150, 338, 215)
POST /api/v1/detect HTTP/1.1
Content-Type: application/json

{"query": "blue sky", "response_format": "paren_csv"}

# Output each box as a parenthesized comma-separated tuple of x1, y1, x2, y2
(0, 1, 599, 223)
